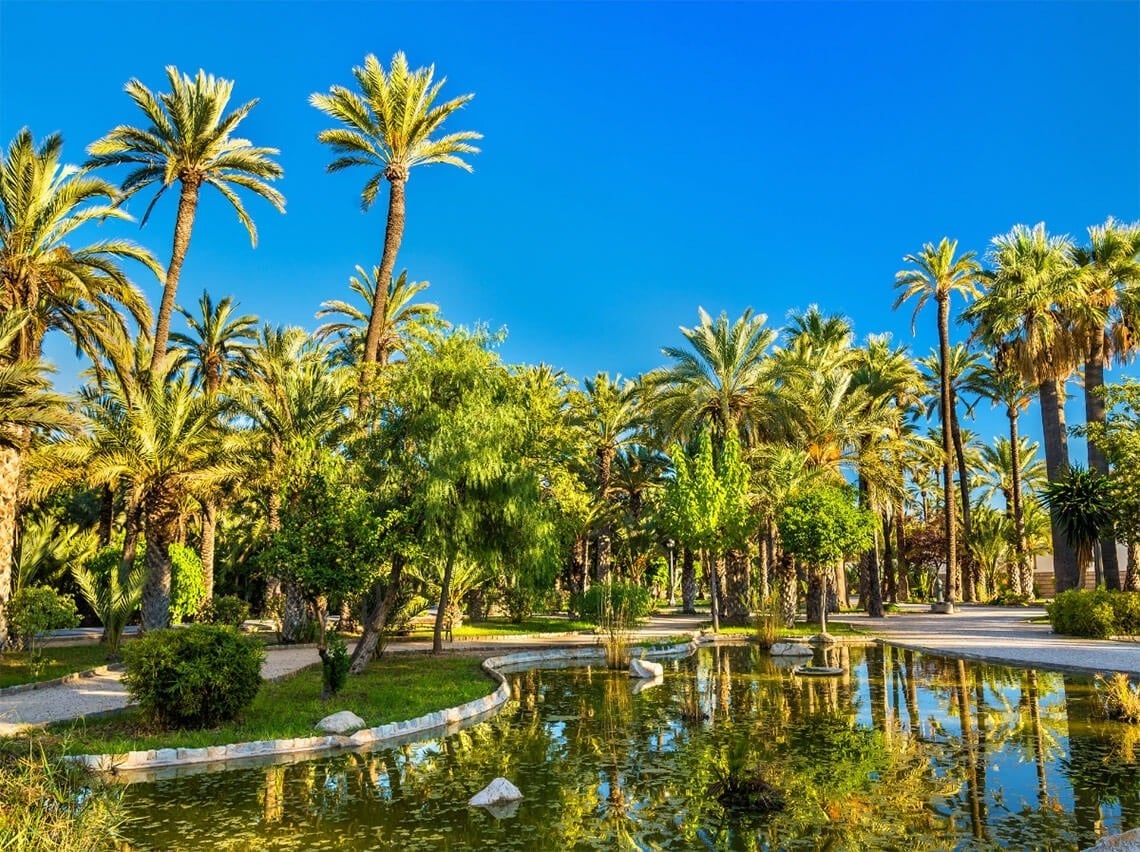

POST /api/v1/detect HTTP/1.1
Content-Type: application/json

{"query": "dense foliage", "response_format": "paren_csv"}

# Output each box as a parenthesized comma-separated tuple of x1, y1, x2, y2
(5, 586, 80, 674)
(121, 625, 264, 729)
(1047, 589, 1140, 639)
(574, 581, 653, 626)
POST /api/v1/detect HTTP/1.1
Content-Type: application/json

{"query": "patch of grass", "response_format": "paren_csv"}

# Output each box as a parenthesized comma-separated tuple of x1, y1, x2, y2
(635, 634, 695, 649)
(403, 616, 595, 639)
(712, 622, 867, 638)
(0, 644, 113, 689)
(14, 655, 493, 757)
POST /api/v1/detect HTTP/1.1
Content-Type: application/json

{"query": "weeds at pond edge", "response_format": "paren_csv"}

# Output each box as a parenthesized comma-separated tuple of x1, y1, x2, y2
(1096, 672, 1140, 723)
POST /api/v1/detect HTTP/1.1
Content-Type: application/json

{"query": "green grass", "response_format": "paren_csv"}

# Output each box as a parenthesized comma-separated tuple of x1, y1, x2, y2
(12, 655, 494, 757)
(399, 616, 596, 639)
(712, 622, 868, 638)
(0, 644, 114, 689)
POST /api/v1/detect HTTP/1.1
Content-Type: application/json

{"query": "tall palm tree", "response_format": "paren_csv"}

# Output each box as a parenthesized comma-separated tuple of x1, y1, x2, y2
(87, 67, 285, 373)
(311, 52, 480, 366)
(170, 290, 258, 598)
(315, 267, 446, 366)
(965, 223, 1083, 591)
(1069, 218, 1140, 589)
(966, 358, 1037, 594)
(894, 238, 982, 602)
(0, 313, 78, 645)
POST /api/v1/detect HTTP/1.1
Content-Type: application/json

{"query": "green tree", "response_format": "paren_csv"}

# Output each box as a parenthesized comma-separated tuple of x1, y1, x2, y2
(88, 67, 285, 373)
(777, 484, 875, 632)
(311, 52, 480, 366)
(1040, 467, 1115, 587)
(894, 238, 982, 602)
(1085, 381, 1140, 590)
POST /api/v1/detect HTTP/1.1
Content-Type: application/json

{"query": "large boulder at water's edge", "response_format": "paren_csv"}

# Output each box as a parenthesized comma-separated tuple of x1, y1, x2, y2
(769, 642, 813, 657)
(629, 658, 664, 679)
(469, 777, 523, 807)
(315, 710, 366, 734)
(1084, 829, 1140, 851)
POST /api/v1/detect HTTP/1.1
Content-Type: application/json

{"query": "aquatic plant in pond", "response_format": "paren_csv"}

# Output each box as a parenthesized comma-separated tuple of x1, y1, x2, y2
(113, 645, 1139, 850)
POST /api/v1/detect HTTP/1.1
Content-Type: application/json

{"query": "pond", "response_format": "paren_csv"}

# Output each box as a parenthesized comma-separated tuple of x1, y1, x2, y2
(116, 644, 1139, 850)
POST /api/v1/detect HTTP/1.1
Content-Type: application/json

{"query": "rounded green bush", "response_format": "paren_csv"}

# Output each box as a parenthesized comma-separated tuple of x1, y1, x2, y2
(1047, 589, 1140, 639)
(200, 595, 250, 628)
(574, 582, 652, 626)
(121, 625, 264, 729)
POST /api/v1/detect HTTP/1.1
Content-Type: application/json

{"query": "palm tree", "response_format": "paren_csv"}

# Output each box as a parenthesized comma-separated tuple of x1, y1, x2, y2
(87, 67, 285, 373)
(965, 223, 1083, 591)
(966, 358, 1037, 594)
(315, 267, 446, 366)
(311, 52, 480, 366)
(170, 290, 258, 598)
(894, 238, 982, 602)
(978, 437, 1046, 595)
(0, 313, 78, 645)
(61, 368, 238, 629)
(1040, 467, 1115, 587)
(1070, 218, 1140, 589)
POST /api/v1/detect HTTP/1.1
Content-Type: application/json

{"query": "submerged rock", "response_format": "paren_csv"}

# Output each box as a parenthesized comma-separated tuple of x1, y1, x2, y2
(632, 674, 664, 695)
(315, 711, 366, 734)
(769, 642, 813, 656)
(469, 777, 523, 808)
(1084, 829, 1140, 851)
(629, 658, 664, 679)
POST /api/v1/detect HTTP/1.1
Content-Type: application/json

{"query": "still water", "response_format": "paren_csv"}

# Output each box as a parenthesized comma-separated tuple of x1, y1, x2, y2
(117, 644, 1139, 850)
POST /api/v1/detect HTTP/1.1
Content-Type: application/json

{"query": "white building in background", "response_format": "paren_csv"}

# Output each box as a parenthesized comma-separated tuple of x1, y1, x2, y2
(1032, 543, 1129, 597)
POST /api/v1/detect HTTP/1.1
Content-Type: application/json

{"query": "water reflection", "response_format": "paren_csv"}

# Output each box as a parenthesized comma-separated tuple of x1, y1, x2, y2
(118, 645, 1138, 850)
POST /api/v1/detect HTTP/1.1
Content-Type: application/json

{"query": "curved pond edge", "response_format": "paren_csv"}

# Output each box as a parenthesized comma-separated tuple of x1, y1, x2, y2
(69, 637, 704, 779)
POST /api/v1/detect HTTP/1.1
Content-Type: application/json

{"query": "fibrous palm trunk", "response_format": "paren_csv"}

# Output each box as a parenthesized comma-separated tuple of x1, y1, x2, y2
(1084, 342, 1121, 589)
(1008, 408, 1033, 596)
(1038, 377, 1079, 590)
(200, 499, 217, 600)
(142, 482, 180, 630)
(362, 175, 406, 367)
(936, 295, 959, 601)
(882, 514, 897, 603)
(98, 484, 115, 547)
(0, 441, 25, 647)
(722, 548, 749, 624)
(949, 388, 976, 601)
(1125, 540, 1140, 592)
(778, 552, 797, 628)
(151, 180, 201, 375)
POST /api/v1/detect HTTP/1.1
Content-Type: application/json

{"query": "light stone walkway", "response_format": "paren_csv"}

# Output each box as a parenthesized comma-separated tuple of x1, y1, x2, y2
(3, 606, 1134, 736)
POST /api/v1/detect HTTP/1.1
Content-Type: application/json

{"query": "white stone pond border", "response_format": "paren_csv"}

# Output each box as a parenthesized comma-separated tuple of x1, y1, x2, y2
(70, 637, 704, 778)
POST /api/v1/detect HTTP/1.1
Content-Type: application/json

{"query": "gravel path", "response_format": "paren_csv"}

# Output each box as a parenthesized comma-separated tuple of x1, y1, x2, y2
(3, 607, 1133, 735)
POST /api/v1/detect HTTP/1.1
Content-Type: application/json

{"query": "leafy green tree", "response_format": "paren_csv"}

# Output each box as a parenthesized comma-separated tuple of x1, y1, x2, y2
(777, 485, 875, 631)
(1085, 381, 1140, 590)
(88, 67, 284, 372)
(311, 52, 480, 366)
(894, 238, 982, 602)
(5, 586, 79, 675)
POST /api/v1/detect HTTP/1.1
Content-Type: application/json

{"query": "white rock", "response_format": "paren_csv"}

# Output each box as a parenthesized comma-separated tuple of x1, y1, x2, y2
(629, 658, 664, 679)
(315, 710, 366, 734)
(1084, 829, 1140, 851)
(469, 777, 523, 807)
(770, 642, 814, 656)
(632, 674, 664, 695)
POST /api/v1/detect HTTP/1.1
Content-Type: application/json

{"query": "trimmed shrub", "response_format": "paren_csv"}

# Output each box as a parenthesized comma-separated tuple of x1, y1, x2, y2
(574, 582, 653, 626)
(199, 595, 250, 628)
(1047, 589, 1140, 639)
(121, 625, 264, 729)
(5, 587, 80, 675)
(319, 632, 350, 699)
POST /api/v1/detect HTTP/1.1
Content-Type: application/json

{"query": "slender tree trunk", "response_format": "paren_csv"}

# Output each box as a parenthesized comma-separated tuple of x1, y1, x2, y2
(349, 555, 405, 674)
(950, 388, 977, 602)
(98, 484, 115, 547)
(0, 440, 25, 647)
(141, 482, 180, 631)
(1084, 344, 1121, 589)
(779, 552, 797, 628)
(681, 547, 696, 614)
(865, 527, 885, 618)
(362, 176, 406, 366)
(883, 513, 897, 603)
(1039, 377, 1079, 591)
(151, 180, 201, 375)
(200, 499, 217, 600)
(895, 496, 909, 600)
(937, 295, 960, 601)
(1008, 409, 1033, 596)
(433, 552, 456, 654)
(757, 529, 770, 602)
(595, 445, 614, 582)
(1125, 540, 1140, 592)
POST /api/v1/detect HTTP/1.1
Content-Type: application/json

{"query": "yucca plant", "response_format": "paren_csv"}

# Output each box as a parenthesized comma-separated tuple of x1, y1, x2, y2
(1040, 466, 1116, 585)
(72, 547, 146, 659)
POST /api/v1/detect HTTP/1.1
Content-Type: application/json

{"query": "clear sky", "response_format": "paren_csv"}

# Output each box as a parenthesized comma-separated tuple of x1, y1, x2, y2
(2, 0, 1138, 452)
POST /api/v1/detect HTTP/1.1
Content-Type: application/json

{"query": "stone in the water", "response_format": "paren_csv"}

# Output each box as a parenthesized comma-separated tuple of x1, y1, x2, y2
(770, 642, 813, 656)
(469, 777, 523, 807)
(315, 710, 366, 734)
(1084, 828, 1140, 851)
(629, 658, 664, 678)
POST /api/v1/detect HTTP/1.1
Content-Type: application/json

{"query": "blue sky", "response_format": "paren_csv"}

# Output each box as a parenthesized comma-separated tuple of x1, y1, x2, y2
(2, 0, 1138, 452)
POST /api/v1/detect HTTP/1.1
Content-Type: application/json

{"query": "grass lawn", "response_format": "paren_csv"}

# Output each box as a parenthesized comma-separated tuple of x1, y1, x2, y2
(397, 615, 596, 639)
(14, 655, 493, 757)
(712, 622, 868, 638)
(0, 644, 114, 689)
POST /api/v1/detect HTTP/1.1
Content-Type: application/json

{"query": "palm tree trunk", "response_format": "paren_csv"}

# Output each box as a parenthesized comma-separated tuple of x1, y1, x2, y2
(895, 495, 909, 599)
(681, 547, 696, 614)
(722, 548, 749, 624)
(1038, 377, 1079, 591)
(937, 295, 960, 601)
(778, 551, 797, 628)
(1009, 408, 1033, 596)
(705, 549, 720, 633)
(950, 388, 976, 602)
(1084, 346, 1121, 589)
(882, 513, 897, 603)
(1125, 540, 1140, 592)
(98, 484, 115, 547)
(151, 180, 201, 375)
(349, 555, 405, 674)
(141, 483, 179, 631)
(200, 499, 217, 600)
(433, 552, 456, 654)
(362, 176, 406, 366)
(0, 441, 24, 647)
